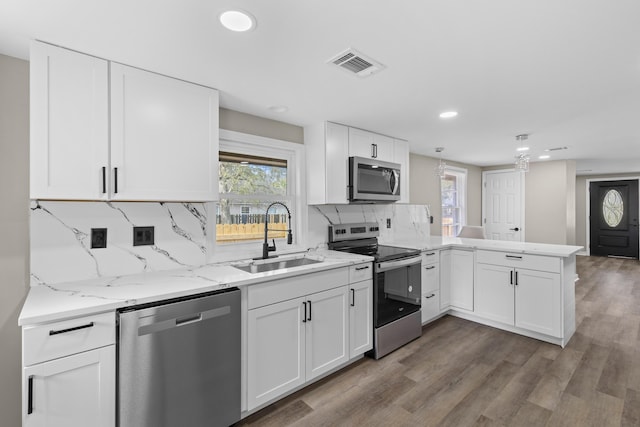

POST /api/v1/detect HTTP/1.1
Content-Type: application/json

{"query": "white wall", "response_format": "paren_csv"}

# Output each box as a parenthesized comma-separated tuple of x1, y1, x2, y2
(220, 108, 303, 144)
(0, 53, 29, 427)
(409, 153, 482, 236)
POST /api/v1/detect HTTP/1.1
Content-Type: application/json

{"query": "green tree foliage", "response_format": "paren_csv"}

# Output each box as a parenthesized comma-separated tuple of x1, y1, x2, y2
(218, 161, 287, 223)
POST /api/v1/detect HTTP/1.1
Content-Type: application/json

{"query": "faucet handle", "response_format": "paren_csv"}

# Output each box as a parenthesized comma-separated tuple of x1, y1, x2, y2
(268, 239, 276, 252)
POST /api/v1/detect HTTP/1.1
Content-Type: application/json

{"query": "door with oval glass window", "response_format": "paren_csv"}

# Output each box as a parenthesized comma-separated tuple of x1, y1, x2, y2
(589, 180, 639, 258)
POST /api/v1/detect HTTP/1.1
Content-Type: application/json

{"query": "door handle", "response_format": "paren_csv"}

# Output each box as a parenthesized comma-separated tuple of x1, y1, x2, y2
(302, 301, 307, 323)
(27, 375, 34, 415)
(307, 300, 312, 321)
(510, 270, 513, 285)
(351, 289, 355, 307)
(101, 167, 106, 194)
(509, 227, 520, 231)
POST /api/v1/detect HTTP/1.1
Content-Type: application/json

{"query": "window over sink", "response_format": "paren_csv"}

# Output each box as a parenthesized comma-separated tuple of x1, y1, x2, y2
(217, 131, 304, 248)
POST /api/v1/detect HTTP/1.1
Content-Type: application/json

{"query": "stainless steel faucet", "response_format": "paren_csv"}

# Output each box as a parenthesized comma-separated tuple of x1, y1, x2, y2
(261, 202, 293, 259)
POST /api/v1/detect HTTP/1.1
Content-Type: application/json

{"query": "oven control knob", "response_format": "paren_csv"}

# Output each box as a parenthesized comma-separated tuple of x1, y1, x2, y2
(408, 285, 413, 293)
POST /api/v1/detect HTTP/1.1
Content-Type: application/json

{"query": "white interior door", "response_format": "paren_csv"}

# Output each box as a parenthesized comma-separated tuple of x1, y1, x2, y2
(483, 170, 524, 241)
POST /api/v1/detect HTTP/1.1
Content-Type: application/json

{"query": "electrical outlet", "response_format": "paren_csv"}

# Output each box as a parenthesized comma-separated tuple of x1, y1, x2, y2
(133, 226, 154, 246)
(386, 218, 391, 228)
(91, 228, 107, 249)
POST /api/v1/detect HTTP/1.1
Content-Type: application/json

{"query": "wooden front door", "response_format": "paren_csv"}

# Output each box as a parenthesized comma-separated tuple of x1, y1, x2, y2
(589, 180, 639, 258)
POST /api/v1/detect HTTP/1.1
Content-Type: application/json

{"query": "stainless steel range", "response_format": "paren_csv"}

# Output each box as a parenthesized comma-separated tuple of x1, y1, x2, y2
(328, 222, 422, 359)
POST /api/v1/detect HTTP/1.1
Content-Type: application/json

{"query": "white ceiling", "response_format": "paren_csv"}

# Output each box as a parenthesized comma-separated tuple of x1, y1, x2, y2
(2, 0, 639, 175)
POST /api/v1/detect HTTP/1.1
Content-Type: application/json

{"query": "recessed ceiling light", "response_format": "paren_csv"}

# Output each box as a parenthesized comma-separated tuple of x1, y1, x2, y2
(268, 105, 289, 113)
(439, 111, 458, 119)
(219, 10, 256, 32)
(516, 146, 530, 152)
(538, 155, 551, 160)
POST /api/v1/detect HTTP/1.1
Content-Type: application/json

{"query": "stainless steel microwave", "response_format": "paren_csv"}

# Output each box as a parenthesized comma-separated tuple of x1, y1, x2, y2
(348, 156, 401, 203)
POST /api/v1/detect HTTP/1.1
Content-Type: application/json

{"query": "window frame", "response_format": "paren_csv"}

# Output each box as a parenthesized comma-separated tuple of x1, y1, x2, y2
(215, 129, 306, 257)
(441, 166, 467, 237)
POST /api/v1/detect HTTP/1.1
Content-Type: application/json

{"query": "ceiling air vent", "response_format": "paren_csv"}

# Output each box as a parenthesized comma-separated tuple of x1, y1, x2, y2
(328, 48, 385, 78)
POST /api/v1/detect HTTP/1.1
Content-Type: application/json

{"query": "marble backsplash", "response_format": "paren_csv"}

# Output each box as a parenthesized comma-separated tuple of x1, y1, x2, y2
(30, 201, 212, 285)
(30, 201, 431, 285)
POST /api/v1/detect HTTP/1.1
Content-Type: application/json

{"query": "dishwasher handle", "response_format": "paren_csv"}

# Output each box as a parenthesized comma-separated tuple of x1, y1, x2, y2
(137, 305, 231, 336)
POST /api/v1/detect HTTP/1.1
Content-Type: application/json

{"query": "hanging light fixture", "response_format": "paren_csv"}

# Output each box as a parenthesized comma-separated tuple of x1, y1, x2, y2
(434, 147, 446, 177)
(514, 134, 530, 172)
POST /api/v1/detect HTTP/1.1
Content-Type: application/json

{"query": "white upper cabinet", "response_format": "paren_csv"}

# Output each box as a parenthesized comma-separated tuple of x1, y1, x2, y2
(110, 63, 218, 201)
(30, 41, 110, 200)
(30, 41, 219, 201)
(305, 121, 411, 204)
(348, 128, 394, 160)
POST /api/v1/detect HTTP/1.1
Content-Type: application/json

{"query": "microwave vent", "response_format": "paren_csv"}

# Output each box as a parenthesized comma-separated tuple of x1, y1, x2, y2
(328, 48, 385, 77)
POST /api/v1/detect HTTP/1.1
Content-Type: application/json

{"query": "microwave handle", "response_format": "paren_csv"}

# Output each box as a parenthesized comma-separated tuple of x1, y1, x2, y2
(390, 170, 400, 195)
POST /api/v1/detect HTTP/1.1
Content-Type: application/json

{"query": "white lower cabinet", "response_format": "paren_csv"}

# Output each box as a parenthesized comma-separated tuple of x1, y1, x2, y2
(22, 312, 115, 427)
(440, 249, 474, 311)
(247, 285, 349, 410)
(421, 251, 441, 323)
(349, 279, 373, 358)
(475, 262, 562, 337)
(23, 346, 115, 427)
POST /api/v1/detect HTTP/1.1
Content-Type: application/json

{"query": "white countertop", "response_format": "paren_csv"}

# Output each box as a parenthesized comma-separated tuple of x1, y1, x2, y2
(20, 238, 582, 327)
(19, 250, 373, 326)
(384, 236, 583, 258)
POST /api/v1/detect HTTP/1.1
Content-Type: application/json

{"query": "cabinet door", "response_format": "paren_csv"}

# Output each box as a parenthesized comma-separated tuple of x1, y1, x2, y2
(30, 41, 110, 200)
(247, 297, 305, 410)
(349, 280, 373, 358)
(110, 63, 219, 201)
(23, 346, 114, 427)
(325, 122, 350, 203)
(393, 139, 410, 203)
(440, 250, 451, 309)
(475, 263, 515, 325)
(515, 269, 562, 337)
(305, 287, 349, 381)
(348, 128, 394, 160)
(449, 249, 474, 311)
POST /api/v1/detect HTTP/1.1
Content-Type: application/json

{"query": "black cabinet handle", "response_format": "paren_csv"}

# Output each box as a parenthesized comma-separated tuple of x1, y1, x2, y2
(510, 270, 513, 285)
(355, 265, 370, 271)
(371, 143, 378, 158)
(302, 302, 307, 323)
(101, 167, 106, 194)
(114, 167, 118, 193)
(505, 255, 523, 260)
(27, 375, 33, 415)
(509, 227, 520, 231)
(425, 266, 436, 270)
(515, 271, 519, 286)
(425, 293, 436, 299)
(351, 289, 355, 307)
(424, 252, 436, 256)
(49, 322, 94, 336)
(307, 300, 312, 321)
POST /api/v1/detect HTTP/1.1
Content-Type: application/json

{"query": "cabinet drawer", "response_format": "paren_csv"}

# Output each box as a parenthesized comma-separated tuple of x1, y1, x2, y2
(349, 262, 373, 283)
(248, 267, 349, 309)
(421, 250, 439, 265)
(476, 250, 560, 273)
(422, 290, 440, 323)
(23, 311, 115, 366)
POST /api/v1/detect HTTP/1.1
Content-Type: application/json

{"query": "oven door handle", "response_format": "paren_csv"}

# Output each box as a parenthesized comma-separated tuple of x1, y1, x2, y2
(376, 256, 421, 272)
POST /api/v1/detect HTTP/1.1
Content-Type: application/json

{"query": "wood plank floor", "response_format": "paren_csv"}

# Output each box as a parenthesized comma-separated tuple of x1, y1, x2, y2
(237, 256, 640, 426)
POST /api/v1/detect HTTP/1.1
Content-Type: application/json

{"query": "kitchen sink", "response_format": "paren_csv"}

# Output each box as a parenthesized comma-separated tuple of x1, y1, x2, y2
(233, 257, 323, 274)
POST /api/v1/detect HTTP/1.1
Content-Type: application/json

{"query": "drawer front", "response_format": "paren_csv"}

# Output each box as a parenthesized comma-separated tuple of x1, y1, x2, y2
(476, 250, 560, 273)
(23, 311, 115, 366)
(349, 262, 373, 283)
(422, 290, 440, 323)
(421, 250, 439, 265)
(248, 267, 349, 309)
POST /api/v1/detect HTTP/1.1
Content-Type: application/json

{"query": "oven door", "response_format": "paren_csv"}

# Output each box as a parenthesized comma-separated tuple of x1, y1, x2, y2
(374, 256, 421, 328)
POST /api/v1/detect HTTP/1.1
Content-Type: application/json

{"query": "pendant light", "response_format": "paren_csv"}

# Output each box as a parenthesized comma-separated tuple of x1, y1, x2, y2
(514, 134, 530, 172)
(434, 147, 446, 177)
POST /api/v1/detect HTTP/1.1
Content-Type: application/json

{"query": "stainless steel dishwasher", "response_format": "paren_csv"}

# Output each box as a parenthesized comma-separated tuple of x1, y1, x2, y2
(117, 287, 240, 427)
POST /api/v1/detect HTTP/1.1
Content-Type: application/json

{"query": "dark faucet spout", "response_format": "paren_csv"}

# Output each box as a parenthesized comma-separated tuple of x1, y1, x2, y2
(262, 202, 293, 259)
